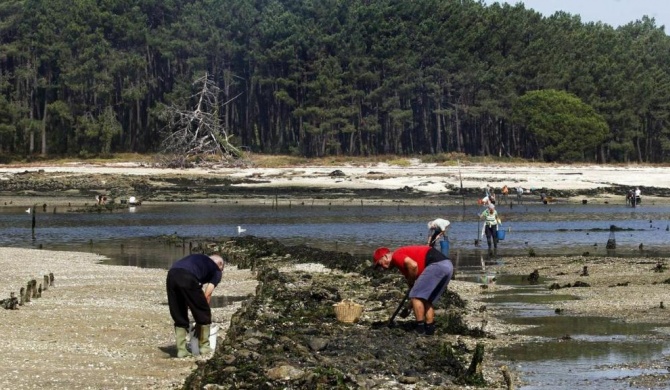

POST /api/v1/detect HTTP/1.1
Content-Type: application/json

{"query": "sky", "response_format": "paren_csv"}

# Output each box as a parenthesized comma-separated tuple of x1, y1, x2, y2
(488, 0, 668, 31)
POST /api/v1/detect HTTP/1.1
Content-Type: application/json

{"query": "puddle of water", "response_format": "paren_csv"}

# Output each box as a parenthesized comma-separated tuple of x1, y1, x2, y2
(500, 338, 668, 363)
(488, 275, 670, 389)
(504, 315, 662, 339)
(514, 360, 670, 390)
(458, 272, 553, 286)
(482, 293, 578, 305)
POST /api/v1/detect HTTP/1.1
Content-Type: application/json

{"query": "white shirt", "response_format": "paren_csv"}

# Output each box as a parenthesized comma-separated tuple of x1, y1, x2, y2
(430, 218, 450, 231)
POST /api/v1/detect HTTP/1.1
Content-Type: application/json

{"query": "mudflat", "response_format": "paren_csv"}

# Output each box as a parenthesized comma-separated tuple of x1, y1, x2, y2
(0, 160, 668, 389)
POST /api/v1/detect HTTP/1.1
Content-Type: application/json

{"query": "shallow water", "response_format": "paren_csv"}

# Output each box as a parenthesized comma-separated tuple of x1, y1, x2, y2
(475, 272, 670, 389)
(2, 201, 670, 264)
(2, 200, 669, 388)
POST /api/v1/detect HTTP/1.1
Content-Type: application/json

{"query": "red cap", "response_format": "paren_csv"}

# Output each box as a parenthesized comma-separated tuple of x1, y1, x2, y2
(373, 247, 390, 264)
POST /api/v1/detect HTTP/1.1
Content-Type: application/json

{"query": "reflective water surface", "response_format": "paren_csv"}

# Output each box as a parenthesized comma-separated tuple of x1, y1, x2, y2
(3, 201, 670, 264)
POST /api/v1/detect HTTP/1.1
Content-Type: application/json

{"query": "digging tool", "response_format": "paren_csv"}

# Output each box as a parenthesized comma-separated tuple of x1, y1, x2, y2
(388, 289, 411, 327)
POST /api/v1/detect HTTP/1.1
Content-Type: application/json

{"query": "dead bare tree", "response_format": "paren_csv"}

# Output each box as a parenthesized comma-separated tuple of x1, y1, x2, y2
(158, 73, 243, 167)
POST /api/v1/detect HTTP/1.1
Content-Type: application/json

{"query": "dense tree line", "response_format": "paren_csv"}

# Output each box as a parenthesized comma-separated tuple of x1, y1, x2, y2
(0, 0, 668, 162)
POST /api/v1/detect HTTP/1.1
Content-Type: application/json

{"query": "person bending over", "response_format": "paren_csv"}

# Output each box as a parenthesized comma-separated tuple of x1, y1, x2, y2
(166, 253, 224, 358)
(373, 246, 453, 336)
(427, 218, 451, 250)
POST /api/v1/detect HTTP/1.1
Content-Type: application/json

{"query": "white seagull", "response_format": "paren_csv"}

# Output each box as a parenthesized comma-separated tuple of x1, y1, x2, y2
(237, 226, 246, 235)
(25, 208, 31, 214)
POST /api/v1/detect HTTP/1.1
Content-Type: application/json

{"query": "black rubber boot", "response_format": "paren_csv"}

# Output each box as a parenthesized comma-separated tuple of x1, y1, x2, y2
(425, 322, 436, 336)
(415, 321, 426, 335)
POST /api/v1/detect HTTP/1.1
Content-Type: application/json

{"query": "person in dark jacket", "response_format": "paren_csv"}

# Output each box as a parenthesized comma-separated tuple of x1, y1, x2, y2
(166, 253, 224, 358)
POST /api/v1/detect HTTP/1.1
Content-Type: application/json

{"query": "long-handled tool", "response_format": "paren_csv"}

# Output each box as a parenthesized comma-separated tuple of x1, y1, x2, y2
(388, 289, 411, 327)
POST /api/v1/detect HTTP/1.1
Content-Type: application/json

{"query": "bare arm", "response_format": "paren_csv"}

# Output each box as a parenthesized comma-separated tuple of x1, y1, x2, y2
(404, 257, 418, 287)
(203, 283, 216, 304)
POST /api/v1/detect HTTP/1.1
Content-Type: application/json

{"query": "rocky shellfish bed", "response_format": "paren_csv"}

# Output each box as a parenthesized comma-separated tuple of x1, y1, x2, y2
(182, 236, 516, 390)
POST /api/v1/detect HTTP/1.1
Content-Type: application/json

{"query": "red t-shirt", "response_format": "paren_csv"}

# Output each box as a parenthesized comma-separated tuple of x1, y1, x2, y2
(390, 246, 430, 278)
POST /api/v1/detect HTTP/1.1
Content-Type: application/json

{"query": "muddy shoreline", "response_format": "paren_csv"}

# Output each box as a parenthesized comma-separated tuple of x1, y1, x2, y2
(1, 163, 670, 388)
(182, 237, 670, 389)
(2, 236, 670, 389)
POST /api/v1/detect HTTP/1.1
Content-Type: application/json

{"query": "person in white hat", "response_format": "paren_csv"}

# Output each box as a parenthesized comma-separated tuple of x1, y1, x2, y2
(479, 203, 502, 255)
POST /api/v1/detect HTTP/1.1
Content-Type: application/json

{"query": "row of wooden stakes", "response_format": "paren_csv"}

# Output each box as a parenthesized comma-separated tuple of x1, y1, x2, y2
(1, 273, 55, 310)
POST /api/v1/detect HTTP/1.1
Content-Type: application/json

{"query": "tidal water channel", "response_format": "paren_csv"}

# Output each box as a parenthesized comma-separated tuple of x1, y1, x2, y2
(2, 200, 670, 388)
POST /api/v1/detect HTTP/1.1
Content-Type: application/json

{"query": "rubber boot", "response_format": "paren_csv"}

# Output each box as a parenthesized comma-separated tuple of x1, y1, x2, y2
(425, 322, 436, 336)
(174, 327, 192, 358)
(198, 324, 212, 355)
(415, 321, 426, 335)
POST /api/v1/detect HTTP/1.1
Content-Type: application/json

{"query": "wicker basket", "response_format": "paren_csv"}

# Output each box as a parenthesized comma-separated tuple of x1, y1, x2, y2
(333, 300, 364, 323)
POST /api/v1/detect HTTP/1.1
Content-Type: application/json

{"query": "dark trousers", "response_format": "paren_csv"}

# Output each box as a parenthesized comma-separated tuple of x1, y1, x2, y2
(485, 224, 498, 249)
(166, 268, 212, 329)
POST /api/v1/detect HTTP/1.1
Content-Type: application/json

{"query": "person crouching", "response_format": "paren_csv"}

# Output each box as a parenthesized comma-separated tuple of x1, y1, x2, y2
(373, 246, 453, 335)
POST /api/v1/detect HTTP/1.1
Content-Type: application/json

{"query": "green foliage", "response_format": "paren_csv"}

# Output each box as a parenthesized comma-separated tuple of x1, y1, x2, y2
(513, 90, 609, 161)
(0, 0, 669, 161)
(77, 106, 122, 155)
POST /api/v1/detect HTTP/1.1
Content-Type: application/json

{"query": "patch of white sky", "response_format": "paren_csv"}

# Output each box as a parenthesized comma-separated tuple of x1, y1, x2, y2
(486, 0, 667, 32)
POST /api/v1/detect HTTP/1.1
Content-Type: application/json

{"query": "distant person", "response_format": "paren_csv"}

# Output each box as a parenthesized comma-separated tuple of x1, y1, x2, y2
(479, 203, 502, 256)
(634, 187, 641, 207)
(516, 187, 524, 203)
(485, 185, 497, 204)
(166, 253, 225, 358)
(373, 246, 453, 336)
(427, 218, 450, 250)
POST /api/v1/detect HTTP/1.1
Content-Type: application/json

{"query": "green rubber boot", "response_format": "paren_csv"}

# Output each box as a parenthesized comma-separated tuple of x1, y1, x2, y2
(198, 324, 212, 355)
(174, 327, 192, 358)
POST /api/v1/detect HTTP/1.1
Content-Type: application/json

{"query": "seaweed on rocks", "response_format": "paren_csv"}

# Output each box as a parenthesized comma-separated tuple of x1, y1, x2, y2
(183, 236, 497, 390)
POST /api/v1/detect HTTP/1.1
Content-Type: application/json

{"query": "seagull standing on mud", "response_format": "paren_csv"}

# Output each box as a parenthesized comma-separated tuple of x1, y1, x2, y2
(237, 226, 246, 235)
(25, 208, 31, 214)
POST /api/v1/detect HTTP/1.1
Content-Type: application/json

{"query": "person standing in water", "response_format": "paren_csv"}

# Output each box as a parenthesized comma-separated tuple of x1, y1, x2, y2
(479, 203, 502, 256)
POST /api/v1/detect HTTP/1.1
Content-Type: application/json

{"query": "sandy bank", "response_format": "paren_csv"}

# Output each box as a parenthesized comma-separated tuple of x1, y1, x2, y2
(0, 248, 256, 390)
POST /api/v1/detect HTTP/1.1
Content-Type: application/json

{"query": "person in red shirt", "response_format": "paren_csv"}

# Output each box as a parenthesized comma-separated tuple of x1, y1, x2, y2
(373, 245, 453, 335)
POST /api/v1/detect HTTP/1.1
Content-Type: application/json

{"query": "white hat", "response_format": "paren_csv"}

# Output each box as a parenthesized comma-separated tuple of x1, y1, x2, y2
(488, 203, 495, 209)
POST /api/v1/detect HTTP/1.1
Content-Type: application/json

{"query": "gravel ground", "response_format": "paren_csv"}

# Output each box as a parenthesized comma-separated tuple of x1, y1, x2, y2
(2, 247, 669, 389)
(0, 248, 257, 390)
(495, 256, 670, 324)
